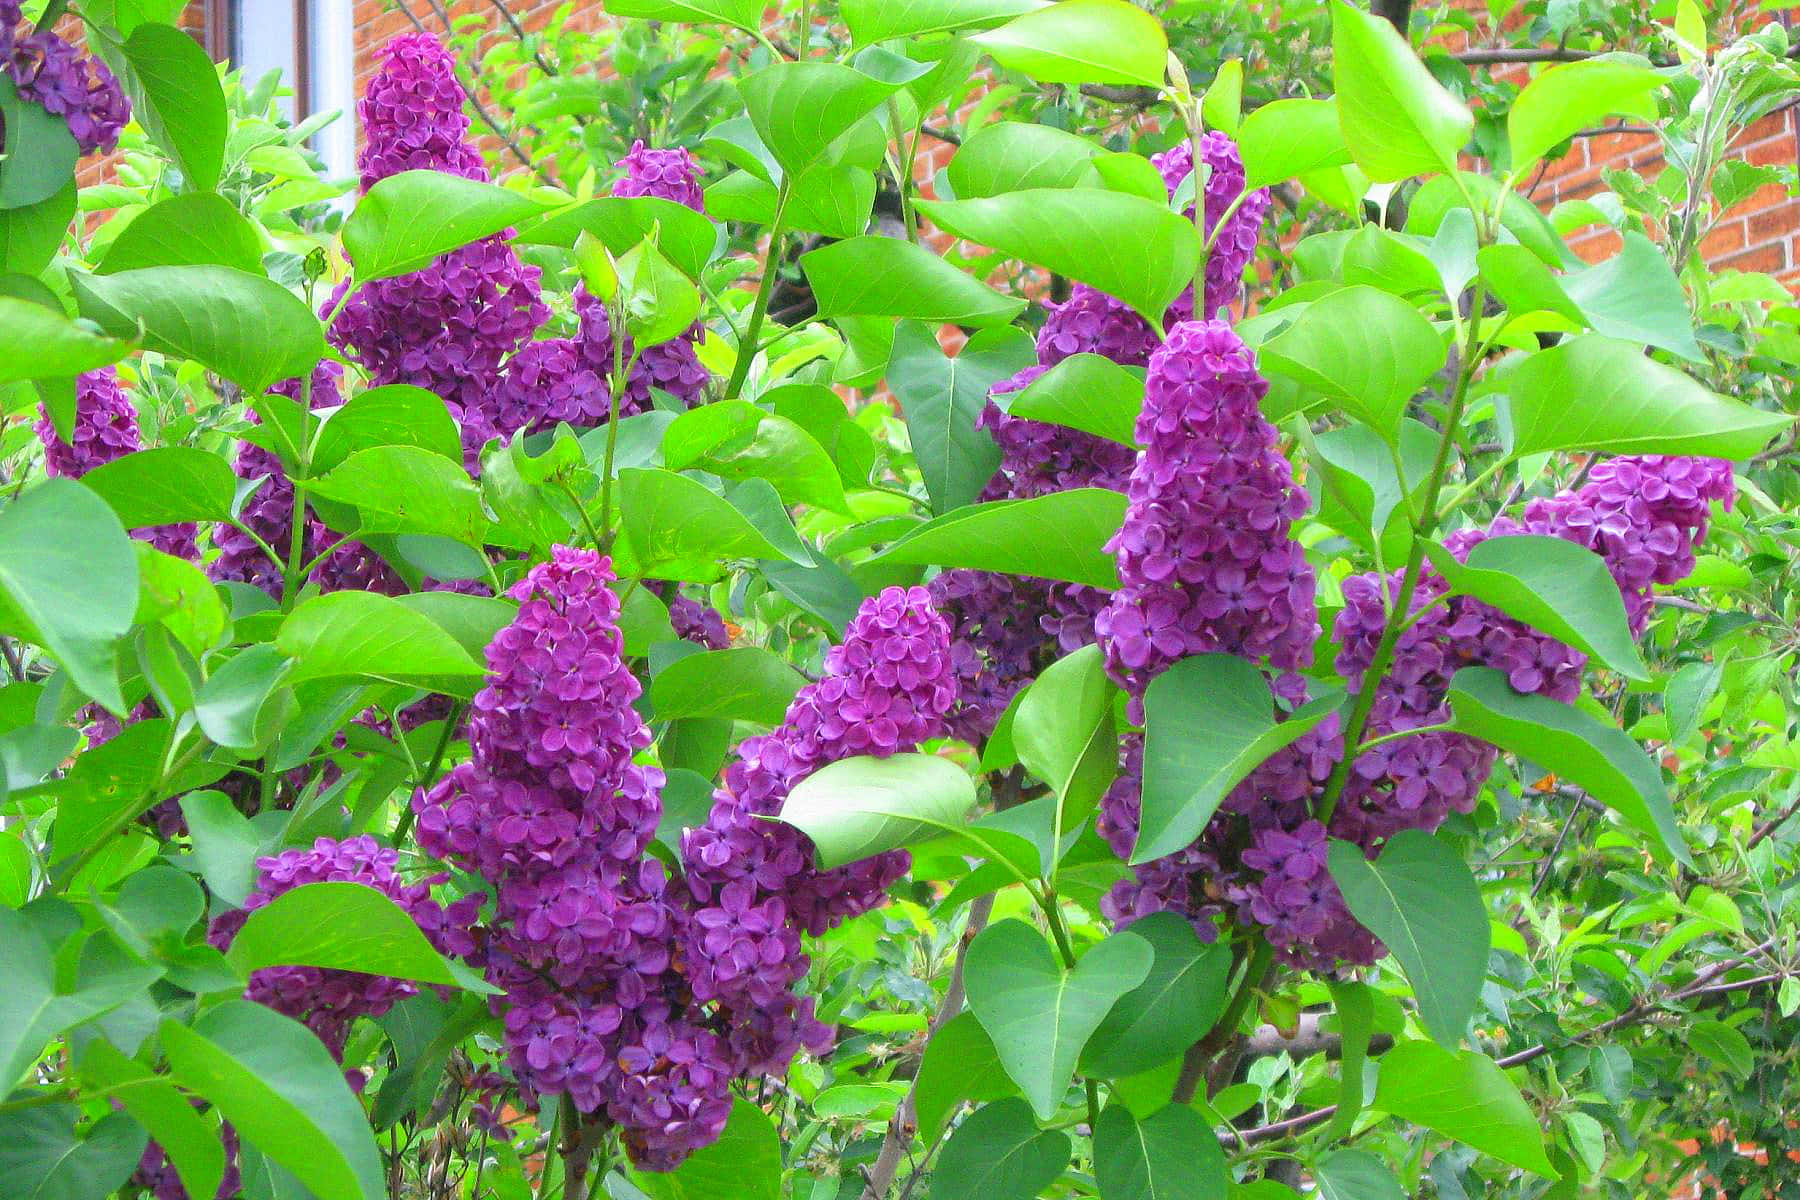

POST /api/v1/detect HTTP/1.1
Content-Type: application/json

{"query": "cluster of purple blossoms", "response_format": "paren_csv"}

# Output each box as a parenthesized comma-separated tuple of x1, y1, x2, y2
(930, 135, 1268, 743)
(413, 547, 740, 1168)
(131, 1111, 239, 1200)
(666, 588, 731, 650)
(35, 369, 197, 560)
(2, 0, 129, 155)
(679, 586, 956, 1074)
(1095, 320, 1317, 702)
(612, 138, 707, 211)
(353, 32, 487, 189)
(208, 835, 477, 1060)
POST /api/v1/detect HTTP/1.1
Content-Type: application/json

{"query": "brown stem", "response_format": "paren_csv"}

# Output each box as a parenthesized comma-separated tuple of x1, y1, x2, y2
(1749, 791, 1800, 849)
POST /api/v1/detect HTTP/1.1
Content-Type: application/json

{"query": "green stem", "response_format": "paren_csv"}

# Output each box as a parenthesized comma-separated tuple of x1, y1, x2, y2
(391, 701, 464, 845)
(1435, 453, 1511, 521)
(1354, 720, 1455, 756)
(595, 336, 641, 554)
(723, 179, 793, 400)
(279, 371, 318, 611)
(1172, 937, 1273, 1104)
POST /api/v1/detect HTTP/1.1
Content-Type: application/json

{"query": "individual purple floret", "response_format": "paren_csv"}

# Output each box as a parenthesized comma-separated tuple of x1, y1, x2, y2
(36, 369, 198, 559)
(1152, 131, 1271, 321)
(1096, 320, 1317, 700)
(354, 32, 486, 189)
(208, 835, 475, 1059)
(3, 10, 130, 156)
(612, 138, 706, 212)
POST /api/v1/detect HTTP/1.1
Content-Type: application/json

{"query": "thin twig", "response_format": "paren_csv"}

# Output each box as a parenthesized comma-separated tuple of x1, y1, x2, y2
(1532, 799, 1586, 898)
(1749, 790, 1800, 849)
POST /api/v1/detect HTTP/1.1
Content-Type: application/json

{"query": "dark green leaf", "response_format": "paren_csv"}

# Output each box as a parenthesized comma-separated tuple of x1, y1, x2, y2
(915, 1011, 1018, 1139)
(650, 647, 806, 724)
(1688, 1020, 1753, 1078)
(1094, 1104, 1229, 1200)
(1327, 831, 1489, 1045)
(930, 1098, 1071, 1200)
(179, 789, 263, 906)
(1314, 1150, 1404, 1200)
(0, 907, 157, 1088)
(1014, 644, 1117, 832)
(0, 77, 78, 210)
(631, 1099, 781, 1200)
(965, 921, 1153, 1118)
(1137, 655, 1340, 864)
(1082, 912, 1231, 1079)
(0, 1106, 146, 1200)
(0, 179, 76, 275)
(1445, 666, 1689, 866)
(80, 1039, 226, 1200)
(1664, 660, 1722, 746)
(1325, 980, 1374, 1138)
(192, 644, 292, 753)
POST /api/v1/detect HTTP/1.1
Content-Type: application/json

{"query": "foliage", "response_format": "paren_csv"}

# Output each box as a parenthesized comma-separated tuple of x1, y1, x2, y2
(2, 1, 1800, 1199)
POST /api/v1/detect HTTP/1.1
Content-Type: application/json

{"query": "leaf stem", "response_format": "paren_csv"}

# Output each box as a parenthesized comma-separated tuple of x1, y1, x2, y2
(1173, 937, 1273, 1104)
(724, 178, 793, 400)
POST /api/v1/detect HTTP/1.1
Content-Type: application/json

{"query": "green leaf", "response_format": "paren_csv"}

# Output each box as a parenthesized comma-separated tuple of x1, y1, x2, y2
(161, 1000, 386, 1200)
(122, 22, 228, 191)
(842, 0, 1045, 43)
(775, 753, 977, 869)
(1239, 98, 1353, 190)
(1664, 660, 1722, 746)
(309, 446, 487, 544)
(1258, 285, 1446, 443)
(312, 384, 464, 473)
(1326, 830, 1489, 1045)
(1559, 232, 1701, 361)
(1136, 655, 1340, 864)
(918, 190, 1197, 326)
(870, 488, 1127, 588)
(631, 1099, 781, 1200)
(395, 591, 512, 663)
(692, 412, 849, 515)
(1508, 58, 1664, 170)
(617, 236, 703, 347)
(1082, 911, 1231, 1079)
(708, 163, 876, 239)
(225, 881, 493, 991)
(1493, 335, 1786, 459)
(618, 468, 811, 569)
(1307, 419, 1436, 556)
(70, 266, 324, 394)
(513, 195, 716, 281)
(97, 192, 262, 275)
(1373, 1041, 1557, 1177)
(0, 479, 139, 713)
(1445, 666, 1688, 866)
(803, 236, 1026, 327)
(179, 789, 263, 906)
(931, 1098, 1071, 1200)
(1314, 1150, 1404, 1200)
(965, 921, 1153, 1118)
(1325, 980, 1375, 1138)
(0, 908, 156, 1088)
(0, 77, 78, 211)
(136, 543, 226, 657)
(277, 591, 484, 691)
(1094, 1104, 1229, 1200)
(343, 171, 541, 281)
(601, 0, 763, 30)
(650, 647, 806, 724)
(1332, 1, 1472, 176)
(79, 1039, 226, 1200)
(1001, 353, 1142, 448)
(738, 62, 901, 174)
(970, 0, 1167, 88)
(0, 1106, 146, 1200)
(0, 298, 128, 384)
(51, 719, 171, 863)
(79, 447, 238, 527)
(1015, 644, 1118, 831)
(916, 1011, 1018, 1139)
(945, 121, 1099, 199)
(1688, 1019, 1753, 1078)
(192, 644, 292, 752)
(1428, 535, 1647, 681)
(0, 178, 75, 275)
(890, 322, 1032, 515)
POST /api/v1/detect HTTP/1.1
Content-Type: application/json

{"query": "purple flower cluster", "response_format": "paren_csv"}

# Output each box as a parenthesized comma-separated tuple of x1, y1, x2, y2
(667, 591, 731, 650)
(1095, 320, 1317, 701)
(2, 1, 129, 155)
(132, 1112, 239, 1200)
(612, 139, 706, 211)
(354, 32, 486, 190)
(208, 835, 476, 1059)
(679, 587, 955, 1073)
(413, 547, 740, 1168)
(35, 369, 197, 559)
(1151, 132, 1272, 321)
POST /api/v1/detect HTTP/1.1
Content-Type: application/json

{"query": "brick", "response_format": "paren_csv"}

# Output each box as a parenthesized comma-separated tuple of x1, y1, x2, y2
(1745, 137, 1792, 167)
(1700, 220, 1748, 258)
(1748, 198, 1800, 240)
(1718, 242, 1788, 274)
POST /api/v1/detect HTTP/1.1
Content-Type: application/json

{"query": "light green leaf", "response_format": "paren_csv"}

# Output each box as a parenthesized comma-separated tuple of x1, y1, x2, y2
(944, 120, 1100, 198)
(650, 647, 806, 725)
(193, 644, 292, 753)
(1331, 0, 1473, 180)
(122, 22, 227, 191)
(1327, 831, 1489, 1045)
(1136, 655, 1340, 864)
(631, 1099, 782, 1200)
(918, 189, 1197, 325)
(0, 178, 75, 276)
(79, 1040, 226, 1200)
(0, 298, 128, 384)
(277, 591, 484, 691)
(1373, 1040, 1557, 1177)
(0, 908, 158, 1089)
(312, 384, 464, 473)
(870, 488, 1127, 589)
(842, 0, 1046, 43)
(618, 468, 811, 569)
(1428, 534, 1648, 681)
(1314, 1150, 1404, 1200)
(97, 192, 262, 275)
(931, 1098, 1071, 1200)
(79, 447, 237, 527)
(1014, 644, 1118, 832)
(1239, 98, 1353, 191)
(161, 1001, 386, 1199)
(965, 921, 1153, 1118)
(803, 236, 1026, 327)
(738, 62, 901, 174)
(1445, 666, 1688, 866)
(970, 0, 1168, 88)
(602, 0, 763, 29)
(775, 753, 977, 869)
(889, 322, 1032, 514)
(344, 171, 541, 281)
(1688, 1019, 1753, 1078)
(70, 266, 324, 394)
(1495, 335, 1788, 460)
(1259, 285, 1446, 442)
(309, 446, 487, 544)
(1508, 58, 1664, 170)
(512, 194, 716, 281)
(1001, 352, 1142, 448)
